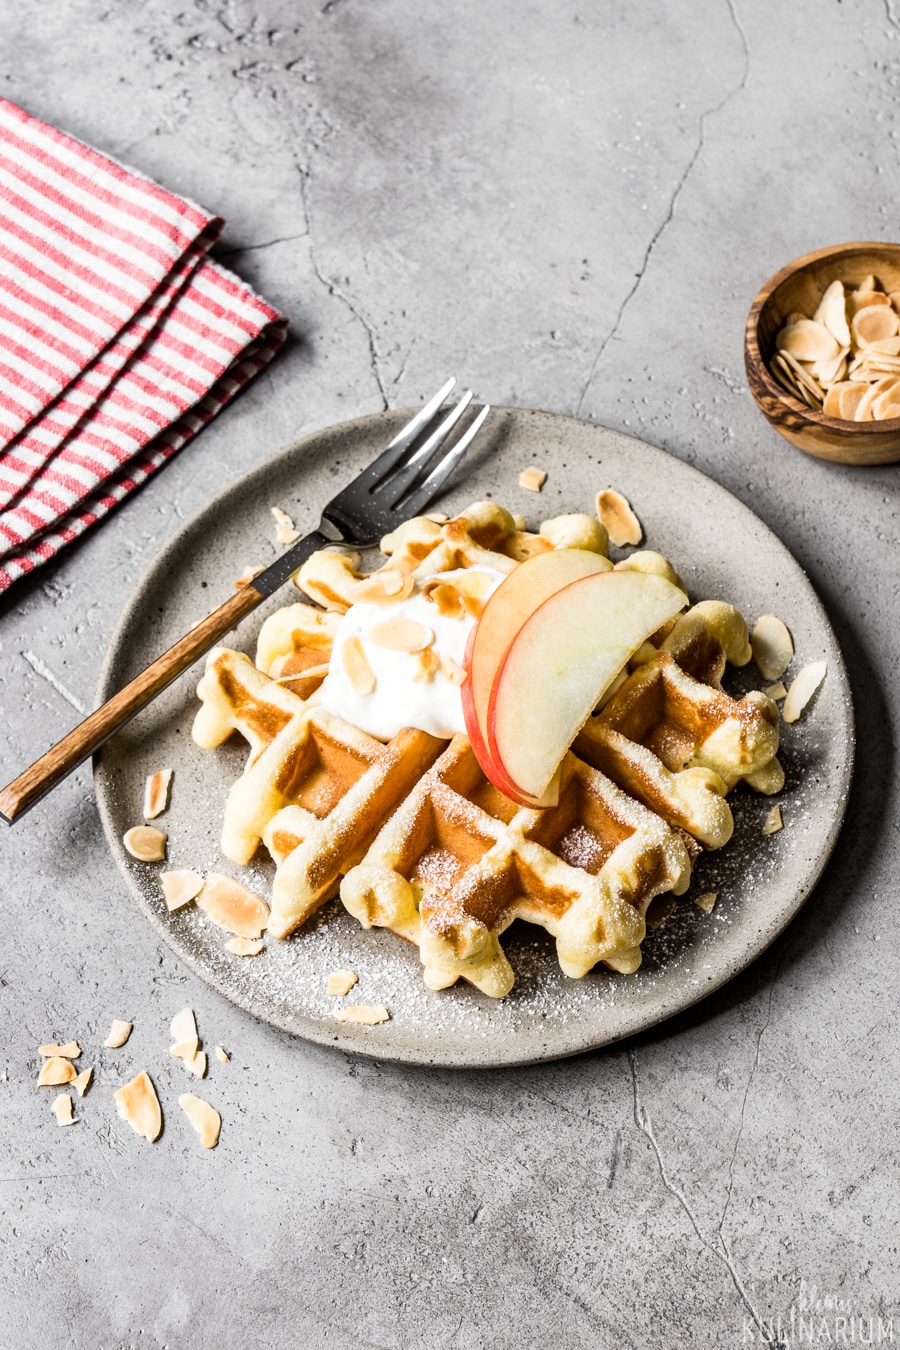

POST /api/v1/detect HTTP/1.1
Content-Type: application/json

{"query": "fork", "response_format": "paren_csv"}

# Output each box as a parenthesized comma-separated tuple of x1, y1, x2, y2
(0, 379, 489, 824)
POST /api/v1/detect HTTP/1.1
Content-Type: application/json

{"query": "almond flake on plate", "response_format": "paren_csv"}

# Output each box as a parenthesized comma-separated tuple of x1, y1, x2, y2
(751, 615, 794, 681)
(272, 505, 301, 546)
(783, 660, 827, 724)
(161, 869, 204, 912)
(72, 1068, 93, 1097)
(104, 1019, 133, 1049)
(179, 1093, 221, 1149)
(225, 936, 265, 956)
(326, 970, 358, 997)
(196, 874, 269, 938)
(143, 769, 173, 820)
(596, 489, 642, 547)
(334, 1005, 390, 1026)
(234, 565, 264, 590)
(762, 805, 784, 836)
(38, 1056, 76, 1087)
(518, 467, 546, 492)
(214, 1046, 230, 1064)
(368, 618, 434, 653)
(764, 681, 787, 701)
(51, 1094, 75, 1127)
(354, 570, 414, 605)
(39, 1041, 80, 1058)
(695, 891, 718, 913)
(114, 1071, 162, 1143)
(123, 826, 167, 862)
(342, 635, 376, 696)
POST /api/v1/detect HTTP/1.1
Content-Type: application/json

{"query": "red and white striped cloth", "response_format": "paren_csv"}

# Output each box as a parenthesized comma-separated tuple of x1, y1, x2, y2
(0, 98, 287, 592)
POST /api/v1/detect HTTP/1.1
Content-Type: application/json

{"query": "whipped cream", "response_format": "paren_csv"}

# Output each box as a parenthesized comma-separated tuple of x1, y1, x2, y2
(318, 567, 505, 740)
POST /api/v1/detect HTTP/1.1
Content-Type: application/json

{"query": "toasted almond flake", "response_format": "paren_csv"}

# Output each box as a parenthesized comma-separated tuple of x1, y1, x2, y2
(695, 891, 718, 914)
(234, 565, 264, 590)
(334, 1005, 390, 1025)
(51, 1094, 75, 1127)
(170, 1007, 197, 1045)
(272, 505, 301, 546)
(143, 769, 172, 820)
(596, 489, 642, 547)
(179, 1093, 221, 1148)
(123, 825, 167, 862)
(645, 896, 676, 930)
(852, 304, 899, 347)
(813, 279, 851, 347)
(856, 274, 877, 293)
(39, 1041, 80, 1058)
(512, 513, 527, 530)
(518, 467, 547, 492)
(837, 382, 869, 420)
(38, 1056, 76, 1087)
(114, 1071, 162, 1143)
(751, 615, 794, 681)
(354, 570, 415, 605)
(368, 617, 434, 653)
(170, 1038, 200, 1061)
(422, 571, 493, 620)
(411, 647, 441, 683)
(214, 1046, 230, 1064)
(271, 663, 330, 687)
(440, 654, 468, 686)
(783, 660, 827, 723)
(777, 349, 825, 401)
(425, 511, 449, 523)
(72, 1068, 93, 1097)
(342, 635, 376, 696)
(776, 318, 840, 364)
(762, 805, 783, 836)
(104, 1019, 133, 1049)
(184, 1049, 207, 1079)
(225, 936, 265, 956)
(327, 970, 358, 997)
(160, 869, 204, 912)
(197, 874, 269, 938)
(764, 680, 787, 701)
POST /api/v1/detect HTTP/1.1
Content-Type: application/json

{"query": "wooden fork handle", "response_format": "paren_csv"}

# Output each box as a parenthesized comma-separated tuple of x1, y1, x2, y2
(0, 585, 263, 825)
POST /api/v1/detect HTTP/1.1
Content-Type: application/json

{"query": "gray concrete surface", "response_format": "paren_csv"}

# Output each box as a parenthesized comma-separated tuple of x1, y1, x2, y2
(1, 1, 898, 1345)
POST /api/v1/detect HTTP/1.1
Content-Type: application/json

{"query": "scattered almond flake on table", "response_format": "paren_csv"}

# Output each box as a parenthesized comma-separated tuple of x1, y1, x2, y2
(272, 505, 301, 546)
(161, 869, 204, 912)
(72, 1068, 93, 1097)
(596, 489, 642, 547)
(234, 566, 264, 590)
(38, 1041, 80, 1058)
(123, 825, 167, 862)
(170, 1039, 199, 1061)
(114, 1071, 162, 1143)
(342, 635, 376, 696)
(179, 1093, 221, 1149)
(143, 769, 173, 820)
(783, 660, 827, 724)
(764, 681, 788, 701)
(751, 615, 794, 681)
(51, 1094, 75, 1127)
(196, 874, 269, 938)
(762, 805, 784, 836)
(225, 936, 265, 956)
(38, 1056, 76, 1087)
(334, 1005, 390, 1026)
(104, 1019, 133, 1049)
(326, 970, 358, 997)
(183, 1048, 207, 1079)
(695, 891, 718, 914)
(214, 1046, 230, 1064)
(518, 467, 546, 492)
(170, 1007, 197, 1045)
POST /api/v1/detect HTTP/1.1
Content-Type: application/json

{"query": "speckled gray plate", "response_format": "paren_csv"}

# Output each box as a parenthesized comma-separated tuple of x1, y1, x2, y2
(94, 407, 854, 1068)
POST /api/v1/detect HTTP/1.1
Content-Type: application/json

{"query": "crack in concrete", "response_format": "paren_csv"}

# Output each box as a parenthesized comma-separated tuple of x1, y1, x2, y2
(216, 230, 308, 259)
(628, 1046, 777, 1346)
(575, 0, 751, 416)
(719, 975, 779, 1238)
(21, 650, 87, 715)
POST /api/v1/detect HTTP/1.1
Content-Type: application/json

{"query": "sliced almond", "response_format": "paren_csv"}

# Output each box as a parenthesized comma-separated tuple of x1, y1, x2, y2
(38, 1056, 76, 1087)
(875, 401, 900, 422)
(143, 769, 172, 820)
(114, 1071, 162, 1143)
(272, 505, 300, 545)
(425, 511, 449, 523)
(334, 1005, 390, 1025)
(889, 291, 900, 314)
(234, 565, 264, 590)
(51, 1094, 75, 1127)
(596, 489, 642, 547)
(184, 1049, 207, 1079)
(354, 570, 415, 605)
(751, 615, 794, 681)
(518, 467, 547, 492)
(440, 654, 467, 686)
(123, 826, 167, 862)
(104, 1019, 133, 1049)
(368, 618, 434, 653)
(813, 279, 851, 347)
(179, 1093, 221, 1149)
(161, 869, 204, 912)
(762, 805, 784, 836)
(39, 1041, 80, 1058)
(411, 647, 441, 683)
(421, 570, 493, 619)
(852, 305, 899, 348)
(341, 635, 376, 696)
(72, 1068, 93, 1097)
(225, 936, 265, 956)
(196, 874, 269, 938)
(695, 891, 718, 914)
(776, 318, 840, 364)
(170, 1007, 197, 1045)
(771, 353, 804, 400)
(170, 1038, 200, 1061)
(326, 970, 358, 997)
(214, 1046, 230, 1064)
(783, 660, 827, 724)
(837, 382, 870, 420)
(764, 680, 787, 701)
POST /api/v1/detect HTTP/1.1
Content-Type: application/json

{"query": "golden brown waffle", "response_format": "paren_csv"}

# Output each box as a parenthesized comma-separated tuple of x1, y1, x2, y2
(340, 736, 691, 997)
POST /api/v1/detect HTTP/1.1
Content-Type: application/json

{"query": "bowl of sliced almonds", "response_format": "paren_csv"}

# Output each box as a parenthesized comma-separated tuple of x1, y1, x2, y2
(745, 241, 900, 464)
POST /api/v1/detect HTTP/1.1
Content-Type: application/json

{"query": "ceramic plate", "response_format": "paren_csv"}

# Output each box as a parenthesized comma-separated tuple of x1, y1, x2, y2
(94, 407, 854, 1068)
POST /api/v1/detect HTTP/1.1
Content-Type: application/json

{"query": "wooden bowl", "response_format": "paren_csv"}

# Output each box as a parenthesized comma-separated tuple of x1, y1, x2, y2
(745, 241, 900, 465)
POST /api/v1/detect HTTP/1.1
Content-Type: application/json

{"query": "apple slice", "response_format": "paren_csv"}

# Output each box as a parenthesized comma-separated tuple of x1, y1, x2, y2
(488, 571, 688, 806)
(461, 548, 612, 788)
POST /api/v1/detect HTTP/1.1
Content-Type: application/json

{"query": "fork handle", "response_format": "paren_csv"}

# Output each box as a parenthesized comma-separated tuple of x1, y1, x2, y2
(2, 583, 267, 825)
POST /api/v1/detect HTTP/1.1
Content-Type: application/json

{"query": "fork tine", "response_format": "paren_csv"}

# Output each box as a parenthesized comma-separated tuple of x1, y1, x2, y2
(394, 403, 491, 518)
(347, 378, 457, 495)
(379, 391, 473, 508)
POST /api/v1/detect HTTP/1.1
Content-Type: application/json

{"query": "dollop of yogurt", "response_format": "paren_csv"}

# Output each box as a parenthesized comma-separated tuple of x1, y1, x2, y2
(318, 567, 505, 740)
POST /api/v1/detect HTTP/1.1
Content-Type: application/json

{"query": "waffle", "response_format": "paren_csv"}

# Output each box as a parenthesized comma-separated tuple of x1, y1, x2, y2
(192, 500, 784, 994)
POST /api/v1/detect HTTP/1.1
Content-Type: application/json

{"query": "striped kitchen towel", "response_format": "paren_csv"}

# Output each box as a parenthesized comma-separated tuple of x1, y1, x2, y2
(0, 97, 287, 592)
